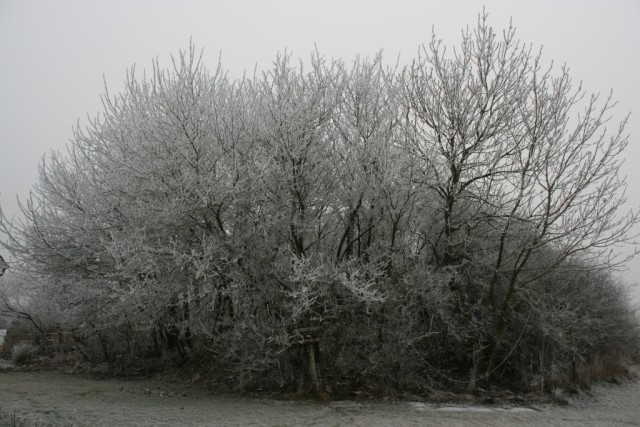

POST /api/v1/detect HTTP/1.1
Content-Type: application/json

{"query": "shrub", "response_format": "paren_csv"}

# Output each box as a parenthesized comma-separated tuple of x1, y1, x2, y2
(11, 342, 38, 365)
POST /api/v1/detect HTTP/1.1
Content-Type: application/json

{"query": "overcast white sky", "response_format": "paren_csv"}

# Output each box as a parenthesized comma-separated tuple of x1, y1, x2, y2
(1, 0, 639, 299)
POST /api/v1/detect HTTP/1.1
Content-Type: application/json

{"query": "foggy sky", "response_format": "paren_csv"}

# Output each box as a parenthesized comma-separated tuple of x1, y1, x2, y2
(1, 0, 639, 299)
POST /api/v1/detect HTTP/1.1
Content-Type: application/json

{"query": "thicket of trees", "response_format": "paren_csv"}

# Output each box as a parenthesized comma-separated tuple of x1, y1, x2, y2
(1, 15, 639, 395)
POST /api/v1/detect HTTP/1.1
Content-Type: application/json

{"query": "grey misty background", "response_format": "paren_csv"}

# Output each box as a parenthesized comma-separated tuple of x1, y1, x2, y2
(1, 0, 639, 302)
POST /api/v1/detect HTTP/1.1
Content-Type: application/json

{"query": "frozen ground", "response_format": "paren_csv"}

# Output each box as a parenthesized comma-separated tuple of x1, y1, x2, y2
(0, 370, 639, 426)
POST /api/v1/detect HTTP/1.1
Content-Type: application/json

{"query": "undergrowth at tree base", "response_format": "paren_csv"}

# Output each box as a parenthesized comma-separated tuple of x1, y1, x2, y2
(5, 346, 638, 405)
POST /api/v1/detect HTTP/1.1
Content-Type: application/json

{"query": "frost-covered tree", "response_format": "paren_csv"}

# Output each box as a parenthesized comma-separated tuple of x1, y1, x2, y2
(1, 15, 637, 393)
(401, 13, 637, 378)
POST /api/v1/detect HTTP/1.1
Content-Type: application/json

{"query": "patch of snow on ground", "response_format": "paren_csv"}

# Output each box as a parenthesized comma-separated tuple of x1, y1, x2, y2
(409, 402, 535, 413)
